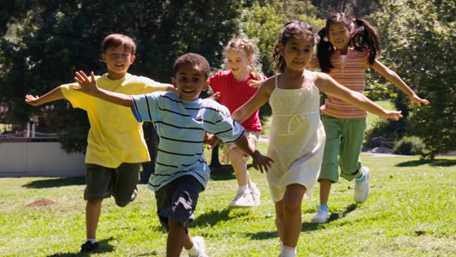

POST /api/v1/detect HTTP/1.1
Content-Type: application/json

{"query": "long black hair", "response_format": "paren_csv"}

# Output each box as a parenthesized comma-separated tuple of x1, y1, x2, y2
(317, 12, 380, 73)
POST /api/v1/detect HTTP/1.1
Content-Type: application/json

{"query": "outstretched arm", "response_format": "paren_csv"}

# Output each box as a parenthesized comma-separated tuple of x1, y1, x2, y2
(234, 135, 273, 173)
(371, 60, 430, 105)
(143, 82, 176, 94)
(232, 77, 274, 123)
(74, 70, 133, 107)
(316, 72, 402, 120)
(25, 86, 64, 107)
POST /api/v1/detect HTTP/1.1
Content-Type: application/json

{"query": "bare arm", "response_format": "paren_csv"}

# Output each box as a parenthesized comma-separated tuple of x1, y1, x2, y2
(74, 71, 133, 107)
(234, 134, 273, 173)
(25, 86, 64, 107)
(143, 82, 176, 94)
(371, 60, 429, 105)
(316, 72, 402, 120)
(232, 76, 274, 123)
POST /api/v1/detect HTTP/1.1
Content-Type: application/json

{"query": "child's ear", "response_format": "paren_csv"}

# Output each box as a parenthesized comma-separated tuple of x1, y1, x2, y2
(171, 77, 176, 86)
(100, 53, 106, 63)
(203, 80, 209, 91)
(130, 54, 136, 64)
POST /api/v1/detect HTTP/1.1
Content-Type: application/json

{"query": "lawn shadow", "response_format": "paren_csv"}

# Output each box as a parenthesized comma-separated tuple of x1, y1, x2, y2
(396, 158, 456, 167)
(210, 165, 235, 181)
(328, 203, 358, 222)
(191, 207, 248, 227)
(245, 230, 278, 240)
(47, 237, 114, 257)
(301, 203, 358, 231)
(23, 176, 85, 189)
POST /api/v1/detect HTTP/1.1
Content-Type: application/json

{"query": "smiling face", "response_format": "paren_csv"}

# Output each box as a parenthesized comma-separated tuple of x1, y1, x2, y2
(328, 22, 351, 50)
(101, 46, 135, 80)
(225, 48, 250, 77)
(172, 63, 207, 101)
(281, 33, 314, 72)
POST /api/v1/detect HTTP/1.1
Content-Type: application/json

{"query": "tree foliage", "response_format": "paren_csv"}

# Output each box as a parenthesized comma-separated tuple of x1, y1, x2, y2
(240, 1, 323, 75)
(370, 0, 456, 158)
(0, 0, 241, 152)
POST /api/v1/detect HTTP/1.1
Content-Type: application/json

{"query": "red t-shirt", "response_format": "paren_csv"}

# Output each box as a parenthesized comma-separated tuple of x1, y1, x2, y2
(207, 70, 262, 132)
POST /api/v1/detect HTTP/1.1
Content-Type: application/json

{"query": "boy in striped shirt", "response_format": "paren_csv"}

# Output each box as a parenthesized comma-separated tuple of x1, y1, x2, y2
(73, 53, 272, 257)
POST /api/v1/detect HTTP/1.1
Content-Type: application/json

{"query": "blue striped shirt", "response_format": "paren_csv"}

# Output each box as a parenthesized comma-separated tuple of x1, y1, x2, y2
(131, 92, 245, 191)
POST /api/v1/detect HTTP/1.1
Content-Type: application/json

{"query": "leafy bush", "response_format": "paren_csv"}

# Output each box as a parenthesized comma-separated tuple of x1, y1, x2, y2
(393, 136, 427, 155)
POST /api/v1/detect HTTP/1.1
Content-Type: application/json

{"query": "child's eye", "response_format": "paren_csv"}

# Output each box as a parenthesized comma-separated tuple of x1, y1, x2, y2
(192, 78, 200, 83)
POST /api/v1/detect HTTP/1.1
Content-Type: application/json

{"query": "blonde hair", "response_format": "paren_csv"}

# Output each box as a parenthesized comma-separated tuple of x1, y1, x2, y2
(223, 36, 262, 79)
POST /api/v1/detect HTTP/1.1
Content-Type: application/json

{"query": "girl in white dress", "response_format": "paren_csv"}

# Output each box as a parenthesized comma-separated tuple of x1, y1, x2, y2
(233, 20, 402, 257)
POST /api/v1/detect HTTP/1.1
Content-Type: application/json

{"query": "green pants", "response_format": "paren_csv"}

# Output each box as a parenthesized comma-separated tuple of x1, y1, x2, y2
(318, 116, 367, 183)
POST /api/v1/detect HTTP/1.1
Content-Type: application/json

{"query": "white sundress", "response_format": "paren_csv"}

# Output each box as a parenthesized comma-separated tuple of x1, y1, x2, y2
(267, 72, 326, 202)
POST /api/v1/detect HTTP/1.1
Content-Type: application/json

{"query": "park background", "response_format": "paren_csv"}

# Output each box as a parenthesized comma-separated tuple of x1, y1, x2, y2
(0, 0, 455, 256)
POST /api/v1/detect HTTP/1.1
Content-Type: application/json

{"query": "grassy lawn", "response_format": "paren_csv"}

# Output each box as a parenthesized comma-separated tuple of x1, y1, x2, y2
(1, 147, 455, 257)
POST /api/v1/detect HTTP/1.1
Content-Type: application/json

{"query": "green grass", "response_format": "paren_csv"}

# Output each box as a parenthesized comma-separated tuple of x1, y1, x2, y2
(1, 147, 456, 256)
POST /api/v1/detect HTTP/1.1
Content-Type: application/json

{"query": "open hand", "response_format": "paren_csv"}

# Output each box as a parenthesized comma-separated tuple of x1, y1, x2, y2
(409, 94, 430, 106)
(251, 150, 273, 173)
(383, 110, 402, 121)
(74, 71, 98, 95)
(203, 133, 220, 149)
(25, 95, 42, 106)
(206, 91, 221, 101)
(248, 79, 262, 88)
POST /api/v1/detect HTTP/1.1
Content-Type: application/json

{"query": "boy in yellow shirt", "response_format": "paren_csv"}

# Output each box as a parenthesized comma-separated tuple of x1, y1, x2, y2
(25, 33, 174, 253)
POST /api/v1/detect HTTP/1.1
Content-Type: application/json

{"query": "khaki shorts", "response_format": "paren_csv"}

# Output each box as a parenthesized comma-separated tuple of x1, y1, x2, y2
(221, 131, 260, 163)
(84, 163, 141, 206)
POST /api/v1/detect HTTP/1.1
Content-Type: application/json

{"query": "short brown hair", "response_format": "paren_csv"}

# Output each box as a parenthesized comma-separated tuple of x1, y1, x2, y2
(101, 33, 136, 54)
(173, 53, 210, 77)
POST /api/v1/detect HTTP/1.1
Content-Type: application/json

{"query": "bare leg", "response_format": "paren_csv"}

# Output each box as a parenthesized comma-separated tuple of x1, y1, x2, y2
(167, 219, 187, 257)
(319, 179, 332, 205)
(229, 148, 249, 187)
(86, 199, 102, 240)
(282, 184, 306, 247)
(274, 200, 285, 241)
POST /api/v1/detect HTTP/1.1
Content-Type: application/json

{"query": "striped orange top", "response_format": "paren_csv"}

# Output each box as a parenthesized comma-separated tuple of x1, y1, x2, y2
(321, 48, 370, 119)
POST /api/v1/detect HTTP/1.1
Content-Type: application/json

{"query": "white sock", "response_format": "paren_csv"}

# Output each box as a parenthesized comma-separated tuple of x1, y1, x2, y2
(87, 238, 96, 244)
(280, 245, 296, 257)
(238, 184, 248, 193)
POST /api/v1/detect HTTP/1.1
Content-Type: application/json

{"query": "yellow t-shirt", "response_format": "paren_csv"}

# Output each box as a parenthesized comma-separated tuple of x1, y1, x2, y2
(61, 73, 169, 168)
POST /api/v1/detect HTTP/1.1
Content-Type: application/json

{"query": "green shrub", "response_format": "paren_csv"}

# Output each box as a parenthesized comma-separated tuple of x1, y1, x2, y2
(393, 136, 427, 155)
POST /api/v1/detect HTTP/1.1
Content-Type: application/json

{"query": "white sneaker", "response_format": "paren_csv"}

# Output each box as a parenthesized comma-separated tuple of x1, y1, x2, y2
(354, 166, 370, 203)
(311, 208, 329, 224)
(188, 236, 208, 257)
(229, 188, 256, 208)
(248, 182, 261, 206)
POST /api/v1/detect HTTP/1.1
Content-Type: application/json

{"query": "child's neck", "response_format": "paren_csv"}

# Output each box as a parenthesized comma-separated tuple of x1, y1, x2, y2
(284, 68, 305, 79)
(335, 45, 349, 55)
(107, 71, 127, 80)
(232, 69, 250, 81)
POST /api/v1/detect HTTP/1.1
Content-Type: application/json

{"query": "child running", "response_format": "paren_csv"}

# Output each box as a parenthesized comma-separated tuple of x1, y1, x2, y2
(311, 12, 430, 224)
(73, 53, 273, 257)
(25, 33, 174, 253)
(232, 20, 402, 257)
(207, 36, 265, 208)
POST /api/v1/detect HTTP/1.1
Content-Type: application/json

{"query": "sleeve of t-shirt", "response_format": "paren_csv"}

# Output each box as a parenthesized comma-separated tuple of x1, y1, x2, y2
(202, 101, 245, 143)
(138, 76, 172, 94)
(130, 92, 161, 122)
(207, 71, 223, 92)
(60, 82, 91, 110)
